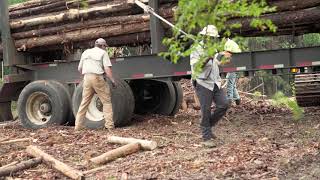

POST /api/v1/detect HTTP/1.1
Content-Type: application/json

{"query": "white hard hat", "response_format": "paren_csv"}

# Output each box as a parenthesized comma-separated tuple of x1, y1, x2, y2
(224, 38, 241, 53)
(95, 38, 107, 46)
(199, 25, 220, 37)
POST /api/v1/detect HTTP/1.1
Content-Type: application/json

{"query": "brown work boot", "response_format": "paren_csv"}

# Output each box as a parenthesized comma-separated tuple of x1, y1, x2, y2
(201, 136, 224, 148)
(74, 125, 86, 131)
(235, 98, 241, 105)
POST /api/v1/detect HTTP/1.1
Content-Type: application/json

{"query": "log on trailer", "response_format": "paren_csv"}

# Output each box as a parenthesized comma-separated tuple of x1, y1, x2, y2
(9, 0, 135, 29)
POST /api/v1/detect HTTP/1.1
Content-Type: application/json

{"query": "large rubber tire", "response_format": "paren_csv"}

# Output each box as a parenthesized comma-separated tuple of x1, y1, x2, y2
(118, 80, 135, 126)
(72, 78, 133, 129)
(170, 81, 183, 116)
(130, 80, 176, 115)
(17, 80, 70, 129)
(48, 81, 75, 125)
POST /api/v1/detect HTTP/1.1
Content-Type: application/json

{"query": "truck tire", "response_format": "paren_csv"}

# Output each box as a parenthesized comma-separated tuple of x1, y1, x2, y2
(130, 80, 176, 115)
(48, 81, 75, 125)
(170, 81, 183, 116)
(72, 78, 132, 129)
(119, 80, 135, 126)
(17, 80, 70, 129)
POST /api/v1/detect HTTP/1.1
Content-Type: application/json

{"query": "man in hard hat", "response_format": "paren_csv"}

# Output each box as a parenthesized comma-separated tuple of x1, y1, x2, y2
(224, 38, 241, 105)
(190, 25, 230, 148)
(75, 38, 116, 131)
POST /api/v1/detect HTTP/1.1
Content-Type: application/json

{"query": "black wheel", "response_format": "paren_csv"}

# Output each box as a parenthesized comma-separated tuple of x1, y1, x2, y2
(119, 80, 135, 125)
(48, 81, 75, 125)
(130, 80, 176, 115)
(17, 80, 70, 129)
(170, 81, 183, 116)
(72, 78, 132, 129)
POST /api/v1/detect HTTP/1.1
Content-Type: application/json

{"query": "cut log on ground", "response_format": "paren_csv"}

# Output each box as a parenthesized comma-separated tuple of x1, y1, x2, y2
(89, 142, 141, 165)
(26, 145, 84, 180)
(107, 136, 157, 150)
(0, 138, 31, 145)
(0, 158, 42, 177)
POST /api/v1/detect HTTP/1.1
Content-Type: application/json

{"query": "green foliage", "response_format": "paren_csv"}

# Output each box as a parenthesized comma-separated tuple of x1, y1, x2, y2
(78, 0, 89, 9)
(302, 33, 320, 47)
(9, 0, 27, 5)
(279, 41, 296, 49)
(253, 91, 262, 100)
(161, 0, 277, 76)
(272, 92, 304, 121)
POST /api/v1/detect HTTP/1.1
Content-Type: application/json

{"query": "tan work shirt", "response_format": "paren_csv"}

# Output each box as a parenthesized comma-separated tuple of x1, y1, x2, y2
(78, 47, 112, 75)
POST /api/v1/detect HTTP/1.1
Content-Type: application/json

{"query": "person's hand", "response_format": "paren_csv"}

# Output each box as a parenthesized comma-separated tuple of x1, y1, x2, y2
(111, 80, 117, 88)
(224, 51, 232, 58)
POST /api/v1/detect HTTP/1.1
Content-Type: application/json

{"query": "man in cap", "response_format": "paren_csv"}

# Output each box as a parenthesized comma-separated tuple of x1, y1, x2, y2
(224, 38, 242, 105)
(190, 25, 230, 147)
(75, 38, 116, 131)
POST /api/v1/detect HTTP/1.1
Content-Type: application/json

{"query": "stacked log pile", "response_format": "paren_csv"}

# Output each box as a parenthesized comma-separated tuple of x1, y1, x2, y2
(0, 0, 320, 54)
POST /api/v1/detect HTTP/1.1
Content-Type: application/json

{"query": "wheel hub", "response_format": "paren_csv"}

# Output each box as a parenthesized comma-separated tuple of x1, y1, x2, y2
(26, 92, 52, 125)
(40, 103, 51, 113)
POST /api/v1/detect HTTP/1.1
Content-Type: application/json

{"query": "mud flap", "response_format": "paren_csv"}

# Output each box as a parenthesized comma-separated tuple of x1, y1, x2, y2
(0, 102, 13, 122)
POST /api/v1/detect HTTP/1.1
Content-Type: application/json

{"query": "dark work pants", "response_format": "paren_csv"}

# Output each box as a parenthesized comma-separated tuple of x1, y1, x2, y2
(194, 81, 229, 140)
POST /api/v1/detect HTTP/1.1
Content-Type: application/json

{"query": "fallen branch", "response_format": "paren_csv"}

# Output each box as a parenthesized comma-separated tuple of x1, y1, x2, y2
(0, 138, 31, 145)
(89, 143, 141, 165)
(0, 158, 42, 177)
(238, 91, 267, 98)
(83, 165, 109, 175)
(0, 161, 19, 169)
(26, 145, 84, 180)
(246, 83, 264, 93)
(107, 136, 157, 151)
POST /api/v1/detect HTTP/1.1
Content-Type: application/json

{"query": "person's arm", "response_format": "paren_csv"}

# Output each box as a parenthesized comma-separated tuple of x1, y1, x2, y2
(78, 52, 85, 73)
(216, 51, 232, 66)
(102, 52, 116, 87)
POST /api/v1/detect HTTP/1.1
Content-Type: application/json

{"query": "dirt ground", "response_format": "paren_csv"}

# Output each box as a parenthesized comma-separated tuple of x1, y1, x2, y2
(1, 104, 320, 180)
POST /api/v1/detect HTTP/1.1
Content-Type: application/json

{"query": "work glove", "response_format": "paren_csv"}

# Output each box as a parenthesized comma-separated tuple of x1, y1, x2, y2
(111, 80, 117, 88)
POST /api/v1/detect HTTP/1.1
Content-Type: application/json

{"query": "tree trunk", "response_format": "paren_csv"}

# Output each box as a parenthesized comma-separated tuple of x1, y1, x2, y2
(228, 7, 320, 36)
(0, 158, 42, 177)
(11, 5, 174, 40)
(270, 0, 320, 12)
(10, 0, 135, 29)
(9, 0, 59, 12)
(107, 136, 157, 150)
(9, 0, 112, 19)
(19, 21, 149, 49)
(89, 143, 141, 165)
(0, 31, 151, 54)
(26, 145, 84, 180)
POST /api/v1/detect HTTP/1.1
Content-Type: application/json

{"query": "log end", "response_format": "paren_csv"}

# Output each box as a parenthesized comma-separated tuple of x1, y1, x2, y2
(145, 141, 157, 151)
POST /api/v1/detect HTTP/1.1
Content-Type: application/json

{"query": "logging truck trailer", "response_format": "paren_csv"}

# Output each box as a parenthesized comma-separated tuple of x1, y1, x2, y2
(1, 0, 320, 129)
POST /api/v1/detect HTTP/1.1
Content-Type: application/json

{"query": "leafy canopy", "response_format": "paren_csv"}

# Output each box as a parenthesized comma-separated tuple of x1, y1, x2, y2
(161, 0, 277, 76)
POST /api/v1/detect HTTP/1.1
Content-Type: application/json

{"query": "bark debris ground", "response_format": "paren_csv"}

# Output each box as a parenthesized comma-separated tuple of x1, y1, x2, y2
(0, 81, 319, 179)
